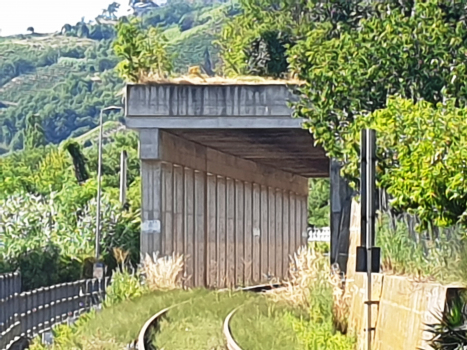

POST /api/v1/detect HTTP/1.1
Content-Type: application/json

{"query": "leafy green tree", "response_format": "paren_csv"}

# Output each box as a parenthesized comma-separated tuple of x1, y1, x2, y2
(24, 113, 45, 149)
(341, 97, 467, 228)
(113, 18, 173, 82)
(77, 23, 90, 38)
(289, 0, 467, 159)
(63, 139, 89, 184)
(308, 179, 330, 228)
(107, 2, 120, 19)
(61, 24, 72, 35)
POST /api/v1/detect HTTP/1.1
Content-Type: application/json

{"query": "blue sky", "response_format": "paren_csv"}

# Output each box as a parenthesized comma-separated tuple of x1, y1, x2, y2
(0, 0, 131, 36)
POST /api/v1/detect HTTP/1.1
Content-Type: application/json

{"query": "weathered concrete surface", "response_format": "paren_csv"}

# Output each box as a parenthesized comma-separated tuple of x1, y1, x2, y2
(374, 276, 454, 350)
(346, 200, 464, 350)
(347, 272, 384, 349)
(127, 83, 352, 282)
(126, 84, 299, 119)
(140, 130, 308, 288)
(127, 84, 329, 177)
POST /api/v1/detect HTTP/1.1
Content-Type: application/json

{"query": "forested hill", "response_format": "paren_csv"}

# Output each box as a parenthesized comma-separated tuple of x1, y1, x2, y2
(0, 1, 239, 154)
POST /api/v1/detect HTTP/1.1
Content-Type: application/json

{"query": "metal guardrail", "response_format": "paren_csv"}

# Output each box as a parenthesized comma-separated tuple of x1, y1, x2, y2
(0, 275, 110, 350)
(0, 273, 21, 301)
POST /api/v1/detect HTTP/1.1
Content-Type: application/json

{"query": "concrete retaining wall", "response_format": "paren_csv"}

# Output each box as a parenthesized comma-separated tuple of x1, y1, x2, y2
(346, 200, 463, 350)
(140, 130, 308, 288)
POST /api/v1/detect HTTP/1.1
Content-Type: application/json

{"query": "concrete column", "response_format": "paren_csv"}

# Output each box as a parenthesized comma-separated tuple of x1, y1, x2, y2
(330, 159, 354, 273)
(140, 160, 163, 258)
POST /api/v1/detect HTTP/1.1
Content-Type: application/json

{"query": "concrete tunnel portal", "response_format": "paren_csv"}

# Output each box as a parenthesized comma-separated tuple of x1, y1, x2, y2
(125, 82, 351, 288)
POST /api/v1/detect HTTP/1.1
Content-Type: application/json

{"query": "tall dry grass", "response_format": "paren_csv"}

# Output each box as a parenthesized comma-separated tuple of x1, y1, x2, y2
(141, 252, 185, 291)
(268, 245, 351, 333)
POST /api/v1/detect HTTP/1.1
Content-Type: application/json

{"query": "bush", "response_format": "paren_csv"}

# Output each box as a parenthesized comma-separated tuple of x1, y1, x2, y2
(104, 268, 146, 307)
(268, 246, 354, 348)
(0, 192, 139, 290)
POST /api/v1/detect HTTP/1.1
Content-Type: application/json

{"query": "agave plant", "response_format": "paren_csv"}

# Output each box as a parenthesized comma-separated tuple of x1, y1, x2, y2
(425, 296, 467, 350)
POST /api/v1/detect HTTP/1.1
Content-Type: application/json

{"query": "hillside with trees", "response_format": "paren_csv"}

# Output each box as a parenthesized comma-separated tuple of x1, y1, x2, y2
(0, 0, 238, 154)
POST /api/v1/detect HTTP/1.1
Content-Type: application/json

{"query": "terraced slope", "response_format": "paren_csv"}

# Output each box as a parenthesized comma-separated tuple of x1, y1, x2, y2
(0, 2, 235, 153)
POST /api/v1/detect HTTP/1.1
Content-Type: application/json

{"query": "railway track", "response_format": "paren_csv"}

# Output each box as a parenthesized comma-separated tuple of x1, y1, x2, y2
(135, 284, 280, 350)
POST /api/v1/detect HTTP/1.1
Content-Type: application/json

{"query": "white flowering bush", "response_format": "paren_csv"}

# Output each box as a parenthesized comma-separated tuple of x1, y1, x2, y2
(0, 192, 139, 290)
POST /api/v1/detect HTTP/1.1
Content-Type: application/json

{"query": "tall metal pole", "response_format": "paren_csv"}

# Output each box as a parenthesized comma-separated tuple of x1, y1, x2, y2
(119, 150, 127, 206)
(95, 109, 104, 261)
(94, 106, 123, 262)
(360, 130, 367, 248)
(366, 129, 376, 350)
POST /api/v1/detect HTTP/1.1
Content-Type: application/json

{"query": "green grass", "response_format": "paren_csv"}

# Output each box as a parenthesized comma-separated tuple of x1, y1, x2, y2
(230, 297, 304, 349)
(51, 289, 202, 349)
(376, 214, 466, 283)
(153, 289, 262, 350)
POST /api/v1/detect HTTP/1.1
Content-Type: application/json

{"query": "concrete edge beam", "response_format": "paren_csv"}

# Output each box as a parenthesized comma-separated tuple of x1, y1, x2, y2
(126, 117, 304, 129)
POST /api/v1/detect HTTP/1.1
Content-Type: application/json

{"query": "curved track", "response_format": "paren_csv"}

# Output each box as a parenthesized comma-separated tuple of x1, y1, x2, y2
(137, 307, 171, 350)
(223, 307, 243, 350)
(136, 284, 280, 350)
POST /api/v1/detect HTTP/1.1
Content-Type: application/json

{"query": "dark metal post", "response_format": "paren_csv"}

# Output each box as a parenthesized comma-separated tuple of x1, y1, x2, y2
(366, 129, 376, 350)
(360, 129, 367, 247)
(119, 150, 127, 206)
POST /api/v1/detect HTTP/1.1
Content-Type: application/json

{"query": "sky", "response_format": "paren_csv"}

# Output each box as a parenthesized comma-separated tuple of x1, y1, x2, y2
(0, 0, 132, 36)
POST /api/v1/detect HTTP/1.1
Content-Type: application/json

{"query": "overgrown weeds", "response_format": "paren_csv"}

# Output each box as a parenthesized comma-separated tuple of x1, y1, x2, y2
(376, 214, 467, 285)
(142, 252, 185, 291)
(230, 297, 304, 349)
(267, 245, 354, 349)
(153, 290, 261, 350)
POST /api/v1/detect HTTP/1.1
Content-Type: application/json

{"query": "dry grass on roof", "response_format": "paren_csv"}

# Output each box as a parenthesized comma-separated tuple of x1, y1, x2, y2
(138, 72, 305, 86)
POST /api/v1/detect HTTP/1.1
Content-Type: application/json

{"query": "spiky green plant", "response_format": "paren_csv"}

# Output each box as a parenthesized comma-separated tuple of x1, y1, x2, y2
(425, 296, 467, 350)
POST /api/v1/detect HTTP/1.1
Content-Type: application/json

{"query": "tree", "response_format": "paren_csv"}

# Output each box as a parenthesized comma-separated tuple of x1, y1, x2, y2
(24, 113, 45, 149)
(27, 27, 34, 34)
(308, 179, 330, 228)
(289, 1, 467, 160)
(107, 2, 120, 19)
(77, 23, 90, 38)
(63, 139, 89, 184)
(61, 24, 72, 35)
(203, 47, 213, 76)
(179, 14, 194, 31)
(113, 18, 173, 82)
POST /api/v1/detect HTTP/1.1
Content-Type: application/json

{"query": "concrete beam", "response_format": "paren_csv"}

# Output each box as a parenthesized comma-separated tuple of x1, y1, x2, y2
(126, 116, 303, 129)
(140, 129, 308, 194)
(126, 84, 299, 118)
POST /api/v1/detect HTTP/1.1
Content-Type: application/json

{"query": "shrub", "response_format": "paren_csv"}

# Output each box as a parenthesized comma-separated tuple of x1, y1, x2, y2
(268, 246, 352, 339)
(104, 268, 146, 307)
(0, 192, 139, 290)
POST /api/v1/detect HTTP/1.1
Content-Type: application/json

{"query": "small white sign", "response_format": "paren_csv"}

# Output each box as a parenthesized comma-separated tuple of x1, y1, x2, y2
(142, 220, 161, 233)
(253, 228, 261, 237)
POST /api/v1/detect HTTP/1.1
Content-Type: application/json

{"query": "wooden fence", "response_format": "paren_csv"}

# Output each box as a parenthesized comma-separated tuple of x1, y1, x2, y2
(0, 273, 110, 350)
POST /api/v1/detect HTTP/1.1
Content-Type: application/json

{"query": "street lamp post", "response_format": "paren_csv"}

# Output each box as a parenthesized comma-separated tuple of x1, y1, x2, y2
(94, 106, 123, 273)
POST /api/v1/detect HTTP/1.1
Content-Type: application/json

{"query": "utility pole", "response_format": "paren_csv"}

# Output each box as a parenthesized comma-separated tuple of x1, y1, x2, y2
(357, 129, 380, 350)
(94, 105, 123, 280)
(119, 150, 127, 206)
